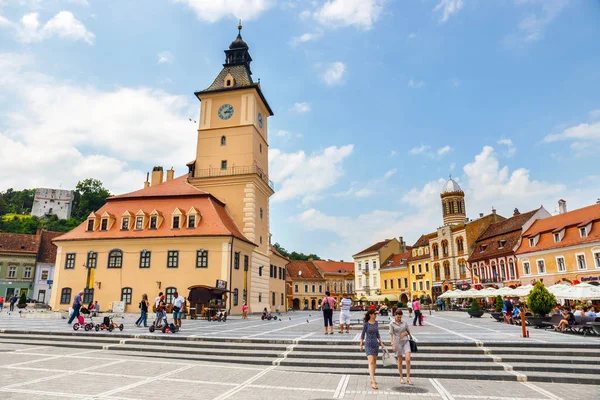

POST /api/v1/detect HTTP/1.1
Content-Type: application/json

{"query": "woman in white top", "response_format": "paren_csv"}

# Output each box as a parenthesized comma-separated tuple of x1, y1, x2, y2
(389, 309, 412, 385)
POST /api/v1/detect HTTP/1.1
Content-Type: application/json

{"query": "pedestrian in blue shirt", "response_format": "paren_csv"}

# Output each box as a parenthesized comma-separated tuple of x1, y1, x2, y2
(68, 290, 84, 324)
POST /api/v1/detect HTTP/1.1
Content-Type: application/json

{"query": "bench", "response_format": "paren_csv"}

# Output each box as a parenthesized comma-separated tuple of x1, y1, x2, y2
(576, 316, 600, 337)
(541, 314, 563, 330)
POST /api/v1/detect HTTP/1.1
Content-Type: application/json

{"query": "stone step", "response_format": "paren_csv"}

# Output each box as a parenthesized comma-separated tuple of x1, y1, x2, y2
(510, 362, 600, 375)
(277, 359, 506, 371)
(520, 370, 600, 385)
(485, 347, 600, 357)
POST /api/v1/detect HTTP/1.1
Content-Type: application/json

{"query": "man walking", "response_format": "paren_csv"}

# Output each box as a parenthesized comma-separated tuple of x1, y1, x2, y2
(67, 290, 84, 324)
(10, 294, 19, 312)
(172, 291, 185, 329)
(0, 296, 4, 312)
(338, 293, 353, 334)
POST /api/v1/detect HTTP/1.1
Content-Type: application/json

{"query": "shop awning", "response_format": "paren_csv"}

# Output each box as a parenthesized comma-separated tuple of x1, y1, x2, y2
(365, 294, 398, 302)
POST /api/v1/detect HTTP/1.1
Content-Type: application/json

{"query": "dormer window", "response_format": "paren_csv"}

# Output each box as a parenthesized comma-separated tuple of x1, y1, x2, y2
(87, 219, 94, 231)
(173, 216, 180, 229)
(135, 216, 143, 230)
(150, 216, 157, 229)
(226, 79, 231, 87)
(580, 227, 588, 238)
(188, 215, 195, 228)
(554, 233, 560, 243)
(498, 240, 507, 249)
(100, 219, 108, 231)
(479, 245, 487, 252)
(121, 217, 129, 230)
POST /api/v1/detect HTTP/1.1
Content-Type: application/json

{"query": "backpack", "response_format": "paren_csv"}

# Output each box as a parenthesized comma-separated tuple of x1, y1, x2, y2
(322, 298, 331, 311)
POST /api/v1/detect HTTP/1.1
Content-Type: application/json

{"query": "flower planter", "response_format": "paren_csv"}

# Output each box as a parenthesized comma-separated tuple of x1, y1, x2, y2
(526, 316, 551, 328)
(468, 310, 484, 318)
(490, 312, 504, 322)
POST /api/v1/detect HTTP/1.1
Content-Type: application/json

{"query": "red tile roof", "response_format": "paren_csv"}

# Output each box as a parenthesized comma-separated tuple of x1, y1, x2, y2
(54, 176, 251, 245)
(477, 209, 539, 241)
(286, 260, 324, 281)
(516, 203, 600, 255)
(354, 239, 393, 257)
(270, 246, 288, 261)
(0, 233, 40, 254)
(37, 231, 63, 264)
(381, 249, 412, 270)
(313, 260, 354, 274)
(407, 235, 431, 262)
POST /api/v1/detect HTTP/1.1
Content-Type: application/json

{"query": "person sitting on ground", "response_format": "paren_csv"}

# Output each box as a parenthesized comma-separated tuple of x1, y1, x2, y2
(556, 306, 575, 333)
(503, 297, 514, 325)
(92, 301, 100, 316)
(512, 304, 521, 323)
(87, 301, 94, 312)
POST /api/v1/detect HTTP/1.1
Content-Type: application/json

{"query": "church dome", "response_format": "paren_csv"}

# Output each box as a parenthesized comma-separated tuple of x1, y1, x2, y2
(441, 178, 463, 194)
(229, 33, 248, 50)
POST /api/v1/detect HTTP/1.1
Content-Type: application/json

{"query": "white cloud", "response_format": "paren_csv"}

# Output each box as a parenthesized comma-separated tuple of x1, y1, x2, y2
(290, 31, 322, 46)
(408, 79, 425, 88)
(274, 129, 303, 141)
(407, 33, 416, 39)
(433, 0, 464, 23)
(0, 53, 194, 194)
(321, 62, 346, 86)
(543, 122, 600, 143)
(173, 0, 274, 22)
(409, 145, 430, 155)
(9, 11, 95, 44)
(354, 188, 375, 198)
(390, 150, 397, 157)
(314, 0, 385, 30)
(497, 138, 516, 157)
(299, 9, 312, 20)
(589, 109, 600, 120)
(157, 51, 174, 64)
(68, 0, 90, 6)
(269, 145, 354, 205)
(291, 102, 311, 113)
(384, 169, 397, 179)
(437, 145, 452, 156)
(515, 0, 568, 42)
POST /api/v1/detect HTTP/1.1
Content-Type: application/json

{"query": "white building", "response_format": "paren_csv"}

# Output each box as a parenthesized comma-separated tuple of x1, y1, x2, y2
(31, 188, 73, 220)
(33, 231, 62, 304)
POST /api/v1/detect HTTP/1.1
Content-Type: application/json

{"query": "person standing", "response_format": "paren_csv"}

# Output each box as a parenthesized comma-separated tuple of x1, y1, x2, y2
(436, 297, 442, 311)
(241, 301, 249, 319)
(135, 294, 149, 327)
(390, 309, 412, 385)
(339, 293, 353, 334)
(0, 296, 4, 312)
(412, 297, 422, 326)
(360, 309, 384, 390)
(172, 292, 185, 329)
(67, 290, 84, 324)
(321, 291, 337, 335)
(407, 299, 413, 318)
(10, 295, 18, 312)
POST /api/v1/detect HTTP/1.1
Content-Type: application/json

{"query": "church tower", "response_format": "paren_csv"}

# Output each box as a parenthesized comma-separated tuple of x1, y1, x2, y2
(188, 24, 274, 311)
(440, 177, 466, 226)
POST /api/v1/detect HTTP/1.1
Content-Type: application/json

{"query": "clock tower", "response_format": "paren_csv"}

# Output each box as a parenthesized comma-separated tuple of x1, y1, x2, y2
(188, 24, 274, 311)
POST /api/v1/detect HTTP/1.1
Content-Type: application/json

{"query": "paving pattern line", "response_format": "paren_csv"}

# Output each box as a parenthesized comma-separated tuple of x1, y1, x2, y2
(244, 317, 322, 338)
(520, 382, 564, 400)
(346, 389, 440, 397)
(211, 364, 278, 400)
(453, 396, 548, 400)
(424, 318, 479, 342)
(93, 364, 195, 398)
(431, 378, 456, 400)
(247, 384, 334, 393)
(431, 315, 547, 343)
(332, 374, 349, 399)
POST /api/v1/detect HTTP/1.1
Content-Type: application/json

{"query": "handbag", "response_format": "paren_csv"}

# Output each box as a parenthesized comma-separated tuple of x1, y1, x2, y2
(381, 348, 395, 367)
(409, 334, 418, 353)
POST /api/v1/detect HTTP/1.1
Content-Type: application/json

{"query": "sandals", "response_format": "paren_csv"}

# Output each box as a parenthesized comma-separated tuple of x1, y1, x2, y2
(400, 378, 405, 384)
(371, 380, 378, 390)
(407, 378, 413, 385)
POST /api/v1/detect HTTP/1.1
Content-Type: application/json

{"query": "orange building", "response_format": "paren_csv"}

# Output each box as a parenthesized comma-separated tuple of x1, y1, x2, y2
(313, 260, 355, 304)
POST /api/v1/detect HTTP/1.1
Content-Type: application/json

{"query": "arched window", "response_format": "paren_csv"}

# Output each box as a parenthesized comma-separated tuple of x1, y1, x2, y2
(221, 136, 226, 146)
(458, 200, 464, 214)
(434, 264, 440, 281)
(233, 288, 239, 306)
(443, 261, 450, 278)
(441, 240, 449, 256)
(500, 260, 506, 280)
(60, 288, 72, 304)
(107, 249, 123, 268)
(226, 79, 231, 87)
(509, 259, 515, 279)
(121, 287, 132, 304)
(456, 237, 464, 253)
(432, 244, 439, 258)
(165, 287, 177, 304)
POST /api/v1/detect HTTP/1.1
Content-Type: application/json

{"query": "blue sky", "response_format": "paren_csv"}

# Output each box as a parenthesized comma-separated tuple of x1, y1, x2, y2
(1, 0, 599, 260)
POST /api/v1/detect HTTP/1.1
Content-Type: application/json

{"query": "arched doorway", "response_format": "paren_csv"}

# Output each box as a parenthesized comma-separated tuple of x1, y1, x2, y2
(443, 285, 449, 292)
(311, 299, 316, 310)
(303, 299, 308, 310)
(400, 294, 409, 304)
(293, 298, 300, 310)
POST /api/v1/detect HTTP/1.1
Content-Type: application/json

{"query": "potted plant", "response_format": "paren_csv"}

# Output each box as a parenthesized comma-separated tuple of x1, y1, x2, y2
(526, 282, 556, 328)
(17, 292, 28, 309)
(490, 295, 504, 322)
(467, 300, 484, 318)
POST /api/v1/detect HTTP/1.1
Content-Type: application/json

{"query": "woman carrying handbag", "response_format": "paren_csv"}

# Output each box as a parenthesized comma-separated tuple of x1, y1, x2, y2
(360, 309, 385, 390)
(389, 309, 413, 385)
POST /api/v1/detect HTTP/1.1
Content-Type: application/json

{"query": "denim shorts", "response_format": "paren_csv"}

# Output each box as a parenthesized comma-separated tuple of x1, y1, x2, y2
(173, 311, 183, 320)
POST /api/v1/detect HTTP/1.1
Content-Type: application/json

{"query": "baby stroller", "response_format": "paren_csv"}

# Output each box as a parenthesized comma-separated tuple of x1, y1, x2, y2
(95, 315, 124, 332)
(212, 309, 227, 322)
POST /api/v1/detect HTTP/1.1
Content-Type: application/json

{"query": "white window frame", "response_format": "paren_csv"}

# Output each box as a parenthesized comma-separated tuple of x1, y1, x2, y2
(579, 227, 588, 238)
(553, 233, 560, 243)
(529, 238, 535, 247)
(536, 259, 546, 274)
(522, 260, 531, 275)
(594, 250, 600, 269)
(576, 253, 587, 270)
(24, 267, 32, 279)
(8, 266, 16, 278)
(555, 256, 566, 272)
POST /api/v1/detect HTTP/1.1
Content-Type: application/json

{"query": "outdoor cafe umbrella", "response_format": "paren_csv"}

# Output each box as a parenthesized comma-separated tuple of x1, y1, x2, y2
(453, 288, 487, 298)
(478, 287, 498, 297)
(554, 283, 600, 300)
(438, 290, 458, 299)
(494, 287, 516, 297)
(547, 283, 572, 296)
(512, 284, 533, 297)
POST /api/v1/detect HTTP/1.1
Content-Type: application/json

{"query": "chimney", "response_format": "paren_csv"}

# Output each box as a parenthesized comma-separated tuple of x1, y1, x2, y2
(491, 207, 496, 215)
(151, 166, 164, 187)
(144, 172, 150, 189)
(479, 213, 484, 218)
(166, 167, 175, 182)
(558, 199, 567, 214)
(513, 208, 520, 216)
(399, 236, 406, 252)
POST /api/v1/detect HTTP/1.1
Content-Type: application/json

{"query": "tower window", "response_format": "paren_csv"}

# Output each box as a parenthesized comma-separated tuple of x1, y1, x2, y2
(260, 143, 262, 153)
(226, 79, 231, 87)
(221, 136, 226, 146)
(260, 208, 263, 220)
(221, 160, 228, 170)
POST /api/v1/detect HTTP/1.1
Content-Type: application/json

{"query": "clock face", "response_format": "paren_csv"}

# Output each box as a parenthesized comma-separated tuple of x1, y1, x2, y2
(258, 113, 263, 128)
(218, 104, 234, 120)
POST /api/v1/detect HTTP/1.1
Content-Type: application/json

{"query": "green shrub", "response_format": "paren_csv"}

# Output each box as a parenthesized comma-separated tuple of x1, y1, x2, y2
(383, 297, 390, 306)
(469, 300, 481, 311)
(18, 292, 27, 305)
(527, 282, 556, 317)
(495, 295, 503, 312)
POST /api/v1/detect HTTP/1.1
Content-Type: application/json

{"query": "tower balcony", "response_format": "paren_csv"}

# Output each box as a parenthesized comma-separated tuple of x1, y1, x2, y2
(195, 164, 274, 190)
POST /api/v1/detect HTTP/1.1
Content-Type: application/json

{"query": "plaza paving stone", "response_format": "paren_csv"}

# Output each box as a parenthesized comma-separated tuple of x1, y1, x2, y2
(1, 310, 599, 399)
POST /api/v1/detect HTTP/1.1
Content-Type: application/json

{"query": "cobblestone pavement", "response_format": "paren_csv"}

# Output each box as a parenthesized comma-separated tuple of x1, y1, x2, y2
(0, 341, 598, 400)
(2, 309, 599, 344)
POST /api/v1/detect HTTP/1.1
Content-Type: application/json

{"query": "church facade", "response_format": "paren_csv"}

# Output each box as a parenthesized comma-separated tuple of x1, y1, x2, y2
(49, 26, 280, 315)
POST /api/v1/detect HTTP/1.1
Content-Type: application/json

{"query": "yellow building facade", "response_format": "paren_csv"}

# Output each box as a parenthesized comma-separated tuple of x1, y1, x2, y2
(353, 238, 404, 301)
(407, 235, 433, 302)
(49, 26, 279, 315)
(380, 250, 411, 304)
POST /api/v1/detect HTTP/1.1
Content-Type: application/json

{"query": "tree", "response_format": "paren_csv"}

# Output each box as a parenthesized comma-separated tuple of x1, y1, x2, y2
(273, 242, 321, 261)
(527, 282, 556, 317)
(495, 295, 503, 312)
(72, 179, 111, 220)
